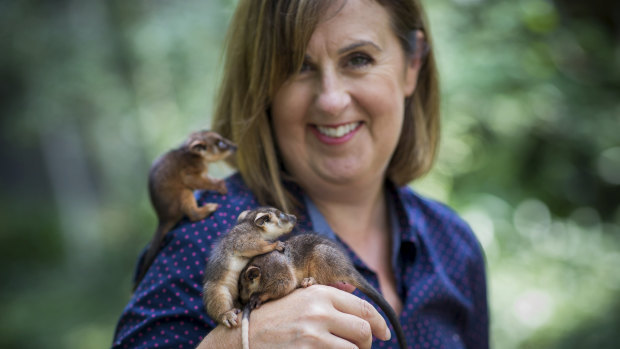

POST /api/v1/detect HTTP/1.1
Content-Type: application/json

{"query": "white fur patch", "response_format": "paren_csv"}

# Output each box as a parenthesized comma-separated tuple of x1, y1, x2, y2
(229, 256, 248, 272)
(217, 284, 234, 304)
(263, 222, 294, 240)
(222, 257, 248, 299)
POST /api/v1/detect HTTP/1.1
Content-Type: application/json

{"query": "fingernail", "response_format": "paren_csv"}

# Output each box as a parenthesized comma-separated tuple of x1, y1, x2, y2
(385, 328, 392, 341)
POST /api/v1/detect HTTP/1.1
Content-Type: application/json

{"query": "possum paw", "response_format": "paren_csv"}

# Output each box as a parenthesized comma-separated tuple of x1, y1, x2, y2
(275, 241, 286, 252)
(220, 309, 241, 328)
(204, 203, 219, 212)
(301, 277, 316, 288)
(216, 180, 228, 195)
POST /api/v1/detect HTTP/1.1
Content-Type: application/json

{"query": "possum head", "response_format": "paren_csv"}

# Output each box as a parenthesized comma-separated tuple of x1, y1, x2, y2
(239, 250, 297, 306)
(236, 207, 297, 240)
(186, 130, 237, 162)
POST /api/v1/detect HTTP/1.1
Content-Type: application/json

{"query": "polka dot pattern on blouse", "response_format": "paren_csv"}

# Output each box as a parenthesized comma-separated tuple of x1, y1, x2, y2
(112, 173, 489, 348)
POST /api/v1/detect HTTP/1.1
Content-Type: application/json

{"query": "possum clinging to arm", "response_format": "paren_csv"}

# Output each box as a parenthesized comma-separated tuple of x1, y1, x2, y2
(203, 207, 297, 328)
(134, 130, 236, 291)
(239, 233, 408, 349)
(238, 250, 297, 349)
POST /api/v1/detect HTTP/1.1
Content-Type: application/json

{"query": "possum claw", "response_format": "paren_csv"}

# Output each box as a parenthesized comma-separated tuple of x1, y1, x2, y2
(302, 277, 316, 287)
(220, 310, 240, 328)
(217, 180, 228, 194)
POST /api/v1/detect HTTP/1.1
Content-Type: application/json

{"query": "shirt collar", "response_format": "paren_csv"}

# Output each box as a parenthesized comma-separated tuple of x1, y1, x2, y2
(303, 194, 338, 241)
(299, 181, 419, 269)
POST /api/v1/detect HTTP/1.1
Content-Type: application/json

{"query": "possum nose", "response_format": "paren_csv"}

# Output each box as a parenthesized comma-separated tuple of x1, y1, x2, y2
(280, 212, 297, 225)
(287, 214, 297, 225)
(219, 141, 237, 152)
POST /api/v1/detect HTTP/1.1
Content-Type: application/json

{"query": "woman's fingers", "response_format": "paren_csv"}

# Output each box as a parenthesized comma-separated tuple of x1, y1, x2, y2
(247, 285, 390, 348)
(331, 287, 391, 341)
(311, 285, 391, 341)
(322, 333, 361, 349)
(327, 311, 374, 349)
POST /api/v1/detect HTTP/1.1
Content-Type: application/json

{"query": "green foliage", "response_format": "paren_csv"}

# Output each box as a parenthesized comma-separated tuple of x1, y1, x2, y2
(0, 0, 618, 348)
(413, 0, 620, 348)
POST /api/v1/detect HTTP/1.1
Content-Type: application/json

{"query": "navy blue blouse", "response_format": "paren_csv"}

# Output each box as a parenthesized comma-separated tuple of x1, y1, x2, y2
(112, 173, 489, 348)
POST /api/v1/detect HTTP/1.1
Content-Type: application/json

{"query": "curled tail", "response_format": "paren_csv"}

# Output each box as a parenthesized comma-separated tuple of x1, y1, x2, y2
(133, 220, 176, 291)
(354, 276, 408, 349)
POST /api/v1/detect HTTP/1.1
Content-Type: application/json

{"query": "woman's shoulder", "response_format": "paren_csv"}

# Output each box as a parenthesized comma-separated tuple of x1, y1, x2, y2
(197, 172, 256, 204)
(396, 185, 465, 225)
(115, 175, 257, 346)
(396, 185, 483, 258)
(163, 172, 261, 259)
(193, 172, 259, 219)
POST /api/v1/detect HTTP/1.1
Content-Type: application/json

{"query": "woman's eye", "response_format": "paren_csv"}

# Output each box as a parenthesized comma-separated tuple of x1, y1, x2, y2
(347, 53, 373, 68)
(299, 60, 313, 73)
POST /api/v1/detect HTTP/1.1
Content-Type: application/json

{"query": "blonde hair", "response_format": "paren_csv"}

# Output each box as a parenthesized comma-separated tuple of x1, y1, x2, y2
(212, 0, 440, 213)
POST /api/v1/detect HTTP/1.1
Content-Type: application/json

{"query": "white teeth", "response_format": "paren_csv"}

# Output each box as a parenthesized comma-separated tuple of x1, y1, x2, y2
(316, 122, 360, 138)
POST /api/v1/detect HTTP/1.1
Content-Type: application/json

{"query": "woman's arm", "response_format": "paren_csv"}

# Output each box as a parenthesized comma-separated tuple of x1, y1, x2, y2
(197, 285, 390, 349)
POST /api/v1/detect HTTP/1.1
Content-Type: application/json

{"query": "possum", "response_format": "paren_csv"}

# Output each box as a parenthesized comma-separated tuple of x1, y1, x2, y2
(238, 233, 407, 349)
(134, 130, 236, 290)
(202, 207, 296, 328)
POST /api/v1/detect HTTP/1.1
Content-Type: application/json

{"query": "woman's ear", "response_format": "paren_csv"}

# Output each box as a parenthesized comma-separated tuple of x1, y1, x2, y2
(404, 30, 426, 97)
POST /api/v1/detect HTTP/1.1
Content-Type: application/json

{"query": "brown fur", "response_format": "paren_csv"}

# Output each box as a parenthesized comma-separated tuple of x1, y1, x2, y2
(239, 233, 408, 349)
(202, 207, 297, 328)
(134, 130, 236, 291)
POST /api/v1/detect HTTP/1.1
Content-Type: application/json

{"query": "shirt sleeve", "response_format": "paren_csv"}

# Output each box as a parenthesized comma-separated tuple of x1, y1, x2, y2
(111, 174, 262, 348)
(112, 224, 218, 349)
(398, 186, 490, 348)
(463, 226, 490, 348)
(435, 207, 490, 349)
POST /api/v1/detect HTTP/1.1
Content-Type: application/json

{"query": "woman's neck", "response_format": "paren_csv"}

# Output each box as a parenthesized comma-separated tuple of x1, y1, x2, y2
(304, 177, 401, 314)
(304, 177, 389, 244)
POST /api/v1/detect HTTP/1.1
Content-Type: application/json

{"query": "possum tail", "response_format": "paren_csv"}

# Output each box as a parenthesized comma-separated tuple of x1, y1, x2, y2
(241, 303, 252, 349)
(133, 220, 176, 291)
(353, 275, 408, 349)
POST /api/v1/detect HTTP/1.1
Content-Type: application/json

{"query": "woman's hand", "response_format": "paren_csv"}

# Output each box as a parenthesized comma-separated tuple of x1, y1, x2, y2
(250, 284, 390, 348)
(198, 284, 390, 349)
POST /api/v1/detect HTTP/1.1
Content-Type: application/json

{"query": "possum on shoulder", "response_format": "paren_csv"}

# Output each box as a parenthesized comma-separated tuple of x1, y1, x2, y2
(134, 130, 236, 291)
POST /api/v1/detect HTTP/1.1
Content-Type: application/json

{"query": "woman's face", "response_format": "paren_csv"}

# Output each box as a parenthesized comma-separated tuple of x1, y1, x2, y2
(271, 0, 421, 190)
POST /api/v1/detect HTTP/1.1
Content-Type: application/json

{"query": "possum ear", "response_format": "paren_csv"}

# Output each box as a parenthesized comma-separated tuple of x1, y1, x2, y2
(237, 210, 251, 222)
(254, 213, 270, 227)
(245, 266, 261, 282)
(189, 140, 208, 153)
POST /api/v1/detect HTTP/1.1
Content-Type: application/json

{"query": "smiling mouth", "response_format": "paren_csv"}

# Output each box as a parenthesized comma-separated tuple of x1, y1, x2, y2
(315, 122, 362, 138)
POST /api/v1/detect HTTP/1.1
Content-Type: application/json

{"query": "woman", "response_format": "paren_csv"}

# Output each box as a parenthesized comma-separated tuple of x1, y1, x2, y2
(113, 0, 489, 348)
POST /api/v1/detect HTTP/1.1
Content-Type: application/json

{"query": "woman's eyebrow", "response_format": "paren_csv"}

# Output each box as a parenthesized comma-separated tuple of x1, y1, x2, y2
(303, 40, 382, 61)
(338, 40, 382, 54)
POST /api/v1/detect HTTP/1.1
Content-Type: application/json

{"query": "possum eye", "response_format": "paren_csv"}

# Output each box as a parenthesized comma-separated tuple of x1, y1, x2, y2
(217, 140, 227, 149)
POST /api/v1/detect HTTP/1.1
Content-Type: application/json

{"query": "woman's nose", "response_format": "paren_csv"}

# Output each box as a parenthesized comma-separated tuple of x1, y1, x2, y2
(316, 70, 351, 116)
